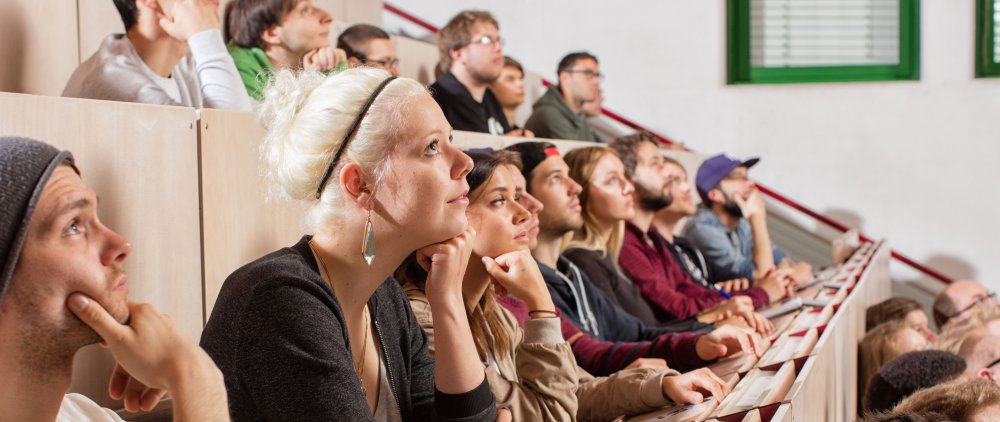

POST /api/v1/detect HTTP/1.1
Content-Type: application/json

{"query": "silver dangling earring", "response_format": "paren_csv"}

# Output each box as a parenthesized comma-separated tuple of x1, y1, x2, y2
(361, 208, 375, 266)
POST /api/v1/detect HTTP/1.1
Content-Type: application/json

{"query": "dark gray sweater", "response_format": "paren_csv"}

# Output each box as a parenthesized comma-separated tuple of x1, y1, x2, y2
(200, 236, 496, 421)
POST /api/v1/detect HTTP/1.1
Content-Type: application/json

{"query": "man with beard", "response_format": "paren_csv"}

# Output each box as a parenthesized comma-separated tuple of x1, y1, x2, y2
(683, 154, 811, 283)
(0, 137, 228, 421)
(524, 52, 601, 141)
(610, 134, 792, 322)
(431, 11, 531, 137)
(503, 142, 766, 375)
(654, 156, 760, 293)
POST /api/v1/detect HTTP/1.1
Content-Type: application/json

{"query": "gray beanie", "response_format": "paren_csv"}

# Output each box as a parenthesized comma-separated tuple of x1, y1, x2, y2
(0, 137, 75, 302)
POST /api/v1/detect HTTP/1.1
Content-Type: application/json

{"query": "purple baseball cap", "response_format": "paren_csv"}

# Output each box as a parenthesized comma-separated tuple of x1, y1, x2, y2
(695, 154, 759, 199)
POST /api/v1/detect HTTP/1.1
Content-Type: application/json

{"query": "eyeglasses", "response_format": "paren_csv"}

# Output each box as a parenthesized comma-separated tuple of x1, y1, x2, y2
(363, 57, 400, 69)
(987, 356, 1000, 369)
(565, 69, 604, 81)
(947, 291, 998, 319)
(467, 35, 503, 48)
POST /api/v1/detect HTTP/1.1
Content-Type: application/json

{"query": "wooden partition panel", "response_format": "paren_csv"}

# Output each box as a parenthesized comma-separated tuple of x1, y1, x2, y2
(0, 0, 80, 95)
(199, 110, 308, 319)
(516, 70, 547, 127)
(788, 242, 890, 420)
(395, 35, 440, 86)
(325, 0, 383, 26)
(77, 0, 123, 65)
(0, 93, 203, 409)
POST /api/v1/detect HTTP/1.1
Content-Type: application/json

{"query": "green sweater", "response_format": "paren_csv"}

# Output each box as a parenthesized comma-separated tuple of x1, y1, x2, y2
(228, 45, 346, 101)
(524, 86, 597, 142)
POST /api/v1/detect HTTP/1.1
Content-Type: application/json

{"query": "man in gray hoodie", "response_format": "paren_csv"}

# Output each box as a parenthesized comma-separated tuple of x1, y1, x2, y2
(63, 0, 251, 111)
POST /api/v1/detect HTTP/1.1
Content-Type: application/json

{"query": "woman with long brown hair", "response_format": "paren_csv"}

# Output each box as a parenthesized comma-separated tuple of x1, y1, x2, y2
(399, 150, 731, 421)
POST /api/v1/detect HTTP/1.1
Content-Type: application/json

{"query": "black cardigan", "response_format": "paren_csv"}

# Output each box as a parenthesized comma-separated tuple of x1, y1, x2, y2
(200, 236, 496, 421)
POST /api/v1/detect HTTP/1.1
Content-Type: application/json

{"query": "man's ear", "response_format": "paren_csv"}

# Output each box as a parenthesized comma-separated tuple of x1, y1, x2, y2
(449, 47, 464, 66)
(338, 162, 374, 210)
(557, 71, 570, 87)
(707, 188, 725, 204)
(347, 57, 363, 69)
(137, 0, 162, 17)
(260, 25, 282, 47)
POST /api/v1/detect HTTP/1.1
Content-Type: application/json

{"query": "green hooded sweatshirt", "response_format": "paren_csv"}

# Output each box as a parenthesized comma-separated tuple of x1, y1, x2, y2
(228, 44, 347, 101)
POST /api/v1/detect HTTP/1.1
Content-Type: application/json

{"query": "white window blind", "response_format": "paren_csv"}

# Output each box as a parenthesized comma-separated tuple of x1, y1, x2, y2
(994, 0, 1000, 62)
(749, 0, 901, 67)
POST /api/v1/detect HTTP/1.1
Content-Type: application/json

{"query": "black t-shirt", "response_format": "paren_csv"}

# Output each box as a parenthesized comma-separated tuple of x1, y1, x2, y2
(429, 72, 511, 135)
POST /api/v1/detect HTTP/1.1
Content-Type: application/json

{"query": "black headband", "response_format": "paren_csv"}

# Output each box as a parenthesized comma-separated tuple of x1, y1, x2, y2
(315, 75, 398, 198)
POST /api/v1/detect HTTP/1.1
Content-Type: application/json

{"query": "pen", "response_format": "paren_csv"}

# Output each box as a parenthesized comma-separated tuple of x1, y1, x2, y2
(713, 283, 732, 299)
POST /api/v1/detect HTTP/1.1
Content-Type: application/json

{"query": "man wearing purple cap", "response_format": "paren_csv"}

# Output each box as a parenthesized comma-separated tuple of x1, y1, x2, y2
(0, 137, 228, 421)
(609, 134, 791, 325)
(683, 153, 811, 283)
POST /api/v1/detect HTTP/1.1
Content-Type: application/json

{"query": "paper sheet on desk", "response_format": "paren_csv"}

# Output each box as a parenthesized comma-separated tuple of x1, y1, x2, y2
(621, 397, 716, 421)
(771, 338, 799, 363)
(709, 352, 756, 377)
(767, 311, 798, 339)
(735, 374, 775, 409)
(787, 312, 819, 333)
(758, 297, 803, 319)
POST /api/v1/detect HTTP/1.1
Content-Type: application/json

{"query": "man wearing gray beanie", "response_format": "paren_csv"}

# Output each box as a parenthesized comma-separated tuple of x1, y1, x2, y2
(0, 137, 229, 421)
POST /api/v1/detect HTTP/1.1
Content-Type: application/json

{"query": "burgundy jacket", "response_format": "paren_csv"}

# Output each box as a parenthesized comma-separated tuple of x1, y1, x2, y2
(618, 222, 769, 321)
(497, 294, 710, 376)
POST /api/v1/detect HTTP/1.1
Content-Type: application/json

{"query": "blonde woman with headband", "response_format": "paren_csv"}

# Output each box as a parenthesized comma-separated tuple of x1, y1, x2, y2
(200, 68, 497, 421)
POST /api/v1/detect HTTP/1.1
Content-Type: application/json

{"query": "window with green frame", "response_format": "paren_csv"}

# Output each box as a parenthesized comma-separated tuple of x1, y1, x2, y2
(727, 0, 920, 84)
(976, 0, 1000, 77)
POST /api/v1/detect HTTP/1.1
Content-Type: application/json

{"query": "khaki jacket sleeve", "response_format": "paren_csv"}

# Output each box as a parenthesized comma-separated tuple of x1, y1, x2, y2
(406, 284, 583, 421)
(404, 283, 438, 355)
(490, 308, 582, 421)
(575, 367, 681, 422)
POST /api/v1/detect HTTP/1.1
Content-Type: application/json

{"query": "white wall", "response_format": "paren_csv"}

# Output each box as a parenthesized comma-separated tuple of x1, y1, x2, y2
(385, 0, 1000, 294)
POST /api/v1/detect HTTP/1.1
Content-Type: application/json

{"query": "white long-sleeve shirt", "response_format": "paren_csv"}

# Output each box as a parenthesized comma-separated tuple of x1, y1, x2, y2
(57, 394, 124, 422)
(62, 29, 252, 111)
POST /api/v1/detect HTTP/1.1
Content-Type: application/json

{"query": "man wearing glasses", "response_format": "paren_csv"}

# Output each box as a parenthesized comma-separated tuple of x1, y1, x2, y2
(682, 154, 812, 285)
(431, 11, 531, 137)
(337, 24, 400, 76)
(933, 280, 998, 329)
(525, 52, 602, 142)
